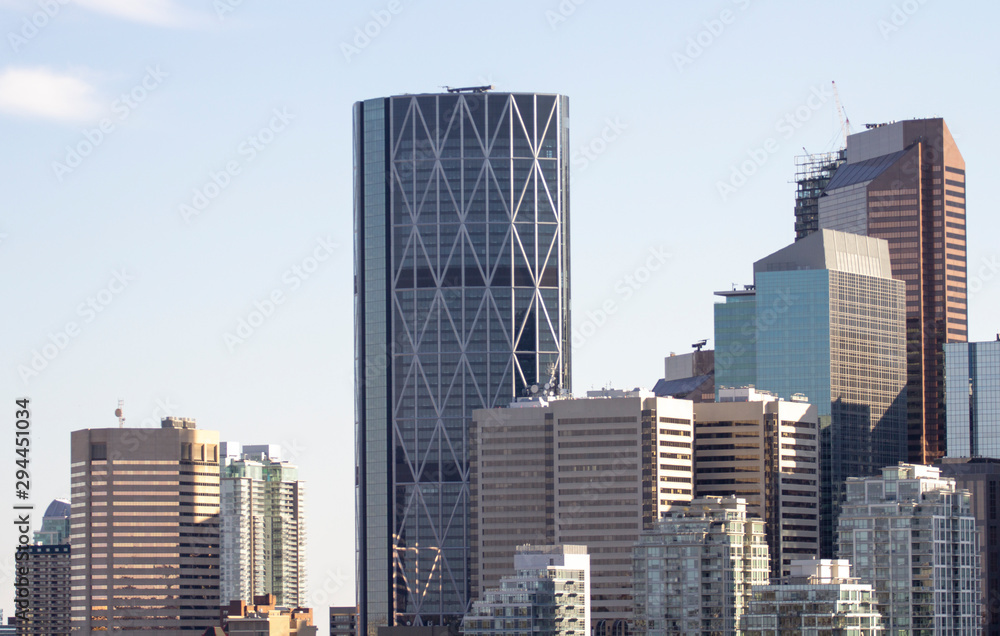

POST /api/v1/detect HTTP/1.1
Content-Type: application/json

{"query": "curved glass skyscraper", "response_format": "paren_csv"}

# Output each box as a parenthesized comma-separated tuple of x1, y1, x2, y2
(354, 91, 571, 633)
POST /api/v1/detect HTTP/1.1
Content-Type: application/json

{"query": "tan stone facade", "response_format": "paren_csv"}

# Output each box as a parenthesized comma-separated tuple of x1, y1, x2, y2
(694, 391, 820, 578)
(471, 392, 694, 633)
(70, 417, 220, 634)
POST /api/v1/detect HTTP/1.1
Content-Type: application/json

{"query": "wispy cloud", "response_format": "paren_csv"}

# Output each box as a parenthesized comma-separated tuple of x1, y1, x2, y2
(75, 0, 203, 27)
(0, 67, 103, 122)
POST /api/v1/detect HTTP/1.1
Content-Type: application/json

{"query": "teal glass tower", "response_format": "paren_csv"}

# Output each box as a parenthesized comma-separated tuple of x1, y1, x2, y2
(945, 340, 1000, 458)
(354, 91, 571, 633)
(714, 229, 908, 556)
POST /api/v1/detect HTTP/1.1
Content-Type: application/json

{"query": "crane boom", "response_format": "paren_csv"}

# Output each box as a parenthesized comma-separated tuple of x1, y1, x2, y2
(832, 80, 851, 145)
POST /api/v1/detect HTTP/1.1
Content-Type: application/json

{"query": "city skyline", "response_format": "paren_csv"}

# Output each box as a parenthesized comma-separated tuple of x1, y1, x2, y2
(4, 2, 1000, 632)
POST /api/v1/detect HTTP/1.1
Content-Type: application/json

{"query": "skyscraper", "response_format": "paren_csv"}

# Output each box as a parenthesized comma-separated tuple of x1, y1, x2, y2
(695, 388, 820, 578)
(945, 339, 1000, 458)
(32, 498, 70, 545)
(817, 118, 967, 464)
(70, 417, 221, 634)
(714, 229, 908, 556)
(354, 89, 571, 633)
(471, 390, 693, 634)
(221, 442, 307, 607)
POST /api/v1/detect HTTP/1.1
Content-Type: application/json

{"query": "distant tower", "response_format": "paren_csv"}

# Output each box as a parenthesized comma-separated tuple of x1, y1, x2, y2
(817, 118, 967, 465)
(70, 417, 221, 634)
(220, 443, 307, 607)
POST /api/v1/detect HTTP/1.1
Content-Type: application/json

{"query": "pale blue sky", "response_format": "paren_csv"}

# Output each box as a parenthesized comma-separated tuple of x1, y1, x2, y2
(2, 0, 998, 628)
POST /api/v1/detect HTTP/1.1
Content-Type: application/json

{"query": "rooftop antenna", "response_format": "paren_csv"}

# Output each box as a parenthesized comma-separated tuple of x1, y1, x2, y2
(115, 399, 125, 428)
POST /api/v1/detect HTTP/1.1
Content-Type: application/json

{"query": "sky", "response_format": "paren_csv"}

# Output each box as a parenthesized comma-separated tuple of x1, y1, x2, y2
(2, 0, 999, 630)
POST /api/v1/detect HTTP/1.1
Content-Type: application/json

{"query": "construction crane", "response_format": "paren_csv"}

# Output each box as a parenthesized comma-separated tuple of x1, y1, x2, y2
(832, 81, 851, 146)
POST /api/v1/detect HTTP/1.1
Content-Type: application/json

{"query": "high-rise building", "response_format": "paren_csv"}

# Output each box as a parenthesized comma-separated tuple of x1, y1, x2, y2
(740, 558, 883, 635)
(633, 496, 770, 636)
(32, 498, 70, 545)
(221, 442, 307, 607)
(837, 463, 981, 635)
(793, 149, 847, 241)
(694, 388, 820, 578)
(70, 417, 221, 635)
(354, 89, 571, 632)
(16, 544, 71, 636)
(652, 349, 715, 402)
(471, 391, 694, 635)
(817, 118, 967, 464)
(714, 229, 908, 556)
(938, 457, 1000, 635)
(945, 339, 1000, 458)
(463, 545, 590, 636)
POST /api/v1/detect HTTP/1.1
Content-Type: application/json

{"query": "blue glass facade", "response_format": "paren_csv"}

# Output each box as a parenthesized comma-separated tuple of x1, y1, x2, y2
(713, 233, 907, 557)
(355, 92, 571, 633)
(946, 341, 1000, 458)
(713, 291, 758, 393)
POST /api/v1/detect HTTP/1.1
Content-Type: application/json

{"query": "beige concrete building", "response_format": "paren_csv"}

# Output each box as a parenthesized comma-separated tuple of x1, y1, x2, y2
(224, 595, 318, 636)
(471, 390, 694, 636)
(70, 417, 221, 634)
(694, 388, 820, 578)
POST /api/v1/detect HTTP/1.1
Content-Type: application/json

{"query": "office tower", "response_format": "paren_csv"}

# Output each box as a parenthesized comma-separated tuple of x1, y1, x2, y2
(633, 496, 769, 636)
(837, 463, 981, 635)
(221, 442, 307, 606)
(694, 388, 820, 578)
(817, 118, 967, 464)
(652, 348, 715, 401)
(16, 544, 70, 636)
(740, 558, 882, 635)
(938, 458, 1000, 636)
(330, 607, 358, 636)
(354, 89, 571, 632)
(32, 498, 70, 545)
(70, 417, 221, 635)
(945, 340, 1000, 458)
(463, 545, 590, 636)
(793, 149, 847, 241)
(224, 595, 318, 636)
(471, 391, 693, 635)
(714, 229, 908, 557)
